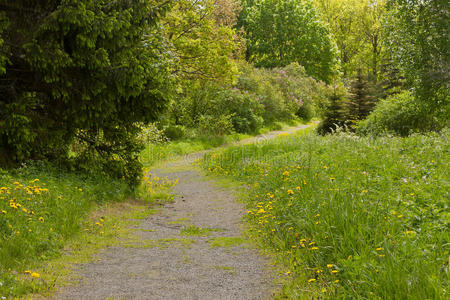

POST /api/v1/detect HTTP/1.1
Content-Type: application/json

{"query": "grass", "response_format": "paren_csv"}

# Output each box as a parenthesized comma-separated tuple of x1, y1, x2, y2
(202, 128, 449, 299)
(180, 225, 224, 236)
(0, 162, 133, 297)
(140, 120, 306, 168)
(208, 236, 245, 248)
(0, 160, 178, 298)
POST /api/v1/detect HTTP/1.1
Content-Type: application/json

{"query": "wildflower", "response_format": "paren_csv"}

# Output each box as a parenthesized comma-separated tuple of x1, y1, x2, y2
(296, 186, 301, 191)
(308, 241, 315, 246)
(323, 166, 328, 169)
(331, 270, 338, 274)
(405, 230, 415, 235)
(22, 208, 27, 213)
(287, 189, 294, 195)
(311, 247, 319, 250)
(330, 177, 335, 181)
(282, 171, 290, 176)
(376, 247, 384, 251)
(334, 280, 340, 283)
(24, 270, 31, 274)
(397, 214, 403, 218)
(31, 272, 40, 278)
(315, 214, 320, 217)
(39, 217, 44, 222)
(308, 278, 316, 283)
(327, 264, 333, 268)
(1, 210, 6, 214)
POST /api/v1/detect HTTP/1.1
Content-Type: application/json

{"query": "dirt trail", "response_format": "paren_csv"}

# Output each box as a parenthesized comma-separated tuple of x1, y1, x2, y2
(53, 124, 312, 300)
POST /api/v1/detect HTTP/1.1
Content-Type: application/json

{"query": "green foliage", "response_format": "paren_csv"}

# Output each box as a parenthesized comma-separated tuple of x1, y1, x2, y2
(384, 0, 449, 108)
(317, 85, 347, 134)
(240, 0, 337, 82)
(314, 0, 386, 79)
(0, 0, 172, 185)
(203, 130, 449, 298)
(162, 0, 239, 83)
(357, 90, 445, 136)
(0, 163, 130, 297)
(163, 125, 186, 141)
(346, 70, 378, 122)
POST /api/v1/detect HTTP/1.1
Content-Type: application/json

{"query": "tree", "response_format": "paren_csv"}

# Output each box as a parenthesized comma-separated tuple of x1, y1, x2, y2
(346, 69, 378, 122)
(162, 0, 238, 83)
(240, 0, 337, 83)
(384, 0, 449, 111)
(317, 85, 347, 134)
(0, 0, 172, 185)
(314, 0, 385, 79)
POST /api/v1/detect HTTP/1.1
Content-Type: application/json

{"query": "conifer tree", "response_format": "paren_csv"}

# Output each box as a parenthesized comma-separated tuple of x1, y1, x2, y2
(346, 69, 378, 122)
(317, 87, 346, 134)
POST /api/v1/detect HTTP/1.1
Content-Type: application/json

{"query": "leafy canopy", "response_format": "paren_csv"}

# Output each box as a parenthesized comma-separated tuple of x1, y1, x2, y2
(240, 0, 337, 83)
(0, 0, 172, 185)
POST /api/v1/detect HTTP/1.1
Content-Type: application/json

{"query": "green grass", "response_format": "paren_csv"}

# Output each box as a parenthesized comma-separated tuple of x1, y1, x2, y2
(208, 236, 245, 248)
(202, 129, 449, 299)
(140, 120, 306, 168)
(180, 225, 224, 236)
(0, 162, 131, 297)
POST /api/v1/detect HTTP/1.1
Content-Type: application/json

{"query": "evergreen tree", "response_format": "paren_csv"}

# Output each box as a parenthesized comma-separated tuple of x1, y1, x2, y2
(0, 0, 172, 185)
(346, 69, 378, 122)
(317, 86, 347, 134)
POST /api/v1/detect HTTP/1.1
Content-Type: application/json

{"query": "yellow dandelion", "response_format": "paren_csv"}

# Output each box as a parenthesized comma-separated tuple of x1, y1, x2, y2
(376, 247, 384, 251)
(311, 247, 319, 250)
(308, 278, 316, 283)
(287, 189, 294, 195)
(282, 171, 290, 176)
(327, 264, 333, 268)
(331, 270, 339, 274)
(24, 270, 31, 274)
(334, 280, 340, 283)
(31, 272, 40, 278)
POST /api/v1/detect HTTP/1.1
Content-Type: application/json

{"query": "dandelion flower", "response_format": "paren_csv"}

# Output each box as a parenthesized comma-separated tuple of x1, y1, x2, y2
(331, 270, 338, 274)
(376, 247, 384, 251)
(31, 272, 40, 278)
(311, 247, 319, 250)
(308, 278, 316, 283)
(327, 264, 333, 268)
(287, 189, 294, 195)
(24, 270, 31, 274)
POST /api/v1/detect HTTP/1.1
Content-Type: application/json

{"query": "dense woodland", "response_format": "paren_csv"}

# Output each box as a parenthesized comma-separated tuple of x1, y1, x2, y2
(0, 0, 448, 298)
(0, 0, 447, 184)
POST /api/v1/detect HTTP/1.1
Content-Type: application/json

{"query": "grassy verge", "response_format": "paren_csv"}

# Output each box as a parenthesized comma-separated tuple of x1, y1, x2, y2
(0, 162, 134, 297)
(140, 120, 306, 167)
(201, 129, 449, 299)
(0, 161, 177, 298)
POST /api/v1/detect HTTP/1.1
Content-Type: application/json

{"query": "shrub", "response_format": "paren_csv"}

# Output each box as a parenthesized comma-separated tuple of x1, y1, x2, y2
(163, 125, 186, 141)
(357, 90, 430, 136)
(198, 115, 234, 136)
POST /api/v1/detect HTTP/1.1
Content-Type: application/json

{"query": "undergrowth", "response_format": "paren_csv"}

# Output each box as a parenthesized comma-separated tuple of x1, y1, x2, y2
(0, 162, 132, 297)
(202, 129, 449, 299)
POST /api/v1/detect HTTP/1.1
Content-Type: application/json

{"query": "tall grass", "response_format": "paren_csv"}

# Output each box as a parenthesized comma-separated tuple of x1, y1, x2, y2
(0, 162, 131, 297)
(202, 129, 449, 298)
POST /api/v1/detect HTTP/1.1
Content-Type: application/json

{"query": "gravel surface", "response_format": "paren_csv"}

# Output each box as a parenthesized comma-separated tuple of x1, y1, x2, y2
(52, 124, 312, 300)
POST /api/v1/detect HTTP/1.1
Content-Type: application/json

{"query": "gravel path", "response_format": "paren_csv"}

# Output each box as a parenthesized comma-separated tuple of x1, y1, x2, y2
(52, 124, 312, 300)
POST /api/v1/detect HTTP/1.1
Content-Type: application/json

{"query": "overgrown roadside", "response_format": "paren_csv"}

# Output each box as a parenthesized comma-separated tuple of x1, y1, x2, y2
(14, 124, 313, 299)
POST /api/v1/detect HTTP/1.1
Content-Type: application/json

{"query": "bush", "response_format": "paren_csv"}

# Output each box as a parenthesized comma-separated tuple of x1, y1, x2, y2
(163, 125, 186, 141)
(357, 91, 428, 136)
(198, 114, 234, 136)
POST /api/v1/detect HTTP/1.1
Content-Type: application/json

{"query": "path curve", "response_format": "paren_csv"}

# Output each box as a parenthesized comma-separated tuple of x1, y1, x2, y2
(53, 123, 313, 300)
